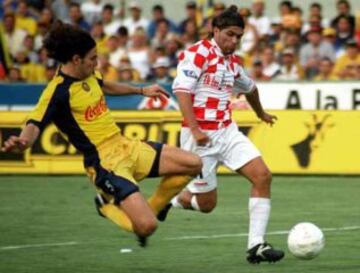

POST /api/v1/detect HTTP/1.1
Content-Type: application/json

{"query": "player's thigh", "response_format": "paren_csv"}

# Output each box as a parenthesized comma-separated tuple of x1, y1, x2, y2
(120, 192, 157, 234)
(158, 144, 202, 176)
(236, 156, 272, 184)
(196, 189, 217, 210)
(221, 126, 261, 172)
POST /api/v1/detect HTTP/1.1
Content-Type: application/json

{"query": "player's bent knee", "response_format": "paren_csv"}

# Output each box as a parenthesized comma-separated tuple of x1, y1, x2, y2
(135, 218, 158, 237)
(255, 170, 272, 186)
(197, 195, 217, 213)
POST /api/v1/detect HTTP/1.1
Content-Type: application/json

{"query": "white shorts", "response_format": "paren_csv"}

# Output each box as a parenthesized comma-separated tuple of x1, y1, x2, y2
(181, 122, 261, 193)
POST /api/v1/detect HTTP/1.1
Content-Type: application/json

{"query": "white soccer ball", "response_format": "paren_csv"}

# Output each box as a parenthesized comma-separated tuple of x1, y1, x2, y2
(287, 222, 325, 260)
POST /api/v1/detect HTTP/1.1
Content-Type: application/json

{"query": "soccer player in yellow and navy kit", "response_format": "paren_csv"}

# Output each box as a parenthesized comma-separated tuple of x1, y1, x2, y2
(1, 22, 202, 246)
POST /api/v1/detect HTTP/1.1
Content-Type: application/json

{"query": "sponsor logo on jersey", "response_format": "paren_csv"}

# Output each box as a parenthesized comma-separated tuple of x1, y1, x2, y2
(183, 69, 197, 79)
(82, 82, 91, 91)
(85, 96, 107, 121)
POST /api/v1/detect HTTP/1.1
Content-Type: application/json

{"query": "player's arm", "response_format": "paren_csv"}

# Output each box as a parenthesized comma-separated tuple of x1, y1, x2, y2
(1, 123, 40, 153)
(102, 81, 169, 98)
(245, 87, 277, 125)
(175, 91, 209, 146)
(235, 66, 277, 125)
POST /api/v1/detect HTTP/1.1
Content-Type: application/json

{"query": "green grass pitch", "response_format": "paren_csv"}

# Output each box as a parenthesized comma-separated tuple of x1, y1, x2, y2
(0, 176, 359, 273)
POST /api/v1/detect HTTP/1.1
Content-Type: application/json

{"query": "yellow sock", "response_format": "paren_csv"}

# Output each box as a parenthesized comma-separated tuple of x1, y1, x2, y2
(147, 175, 192, 215)
(99, 204, 134, 233)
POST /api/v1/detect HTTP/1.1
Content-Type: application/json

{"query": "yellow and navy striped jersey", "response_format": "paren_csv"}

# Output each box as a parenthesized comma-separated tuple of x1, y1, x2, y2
(27, 70, 120, 166)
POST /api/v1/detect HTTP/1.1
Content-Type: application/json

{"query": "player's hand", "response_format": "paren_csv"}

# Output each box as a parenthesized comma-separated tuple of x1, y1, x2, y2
(1, 136, 29, 153)
(142, 84, 170, 99)
(258, 112, 277, 126)
(191, 127, 210, 147)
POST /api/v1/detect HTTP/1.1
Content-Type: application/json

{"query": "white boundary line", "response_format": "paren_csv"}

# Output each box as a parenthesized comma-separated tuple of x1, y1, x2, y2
(1, 226, 359, 251)
(0, 241, 78, 251)
(165, 226, 360, 240)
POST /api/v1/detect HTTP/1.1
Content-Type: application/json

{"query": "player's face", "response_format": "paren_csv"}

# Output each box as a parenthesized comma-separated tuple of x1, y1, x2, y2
(214, 26, 243, 55)
(77, 47, 98, 79)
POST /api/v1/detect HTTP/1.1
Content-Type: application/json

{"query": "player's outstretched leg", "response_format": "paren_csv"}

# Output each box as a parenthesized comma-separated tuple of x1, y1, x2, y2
(246, 242, 284, 264)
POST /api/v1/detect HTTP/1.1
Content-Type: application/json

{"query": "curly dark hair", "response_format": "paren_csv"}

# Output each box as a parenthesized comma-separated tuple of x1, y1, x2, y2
(212, 5, 245, 30)
(43, 21, 96, 64)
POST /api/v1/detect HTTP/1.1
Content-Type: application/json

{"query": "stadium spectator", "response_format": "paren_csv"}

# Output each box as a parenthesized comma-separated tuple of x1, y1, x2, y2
(313, 57, 338, 81)
(123, 1, 149, 36)
(102, 4, 122, 36)
(51, 0, 70, 22)
(1, 22, 202, 247)
(249, 0, 271, 41)
(334, 15, 354, 52)
(180, 19, 199, 49)
(81, 0, 104, 25)
(299, 26, 336, 79)
(97, 53, 119, 81)
(13, 50, 45, 82)
(202, 2, 226, 31)
(146, 57, 173, 84)
(279, 1, 302, 30)
(151, 18, 173, 49)
(1, 11, 27, 58)
(22, 34, 38, 63)
(261, 46, 281, 78)
(118, 55, 141, 82)
(238, 8, 259, 55)
(105, 35, 126, 69)
(90, 21, 108, 54)
(15, 0, 37, 35)
(178, 1, 198, 34)
(164, 33, 183, 70)
(127, 27, 151, 80)
(276, 48, 304, 80)
(274, 28, 302, 58)
(67, 2, 91, 32)
(302, 14, 323, 35)
(322, 27, 337, 52)
(147, 4, 178, 39)
(333, 39, 359, 78)
(7, 66, 24, 82)
(250, 59, 271, 81)
(39, 7, 55, 27)
(331, 0, 355, 35)
(162, 6, 284, 264)
(268, 19, 282, 46)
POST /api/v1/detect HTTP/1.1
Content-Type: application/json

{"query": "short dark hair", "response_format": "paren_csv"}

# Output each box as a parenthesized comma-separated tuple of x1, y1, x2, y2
(153, 4, 163, 12)
(43, 21, 96, 64)
(103, 4, 114, 11)
(311, 2, 322, 10)
(337, 0, 350, 8)
(280, 1, 292, 8)
(212, 5, 245, 30)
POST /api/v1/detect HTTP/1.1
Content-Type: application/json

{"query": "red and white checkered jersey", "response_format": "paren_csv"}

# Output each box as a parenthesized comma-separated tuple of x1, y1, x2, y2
(172, 39, 256, 124)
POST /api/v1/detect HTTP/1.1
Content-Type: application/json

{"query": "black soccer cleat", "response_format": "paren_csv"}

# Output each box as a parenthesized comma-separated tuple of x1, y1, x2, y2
(137, 235, 148, 248)
(94, 193, 107, 218)
(246, 242, 285, 264)
(157, 203, 172, 222)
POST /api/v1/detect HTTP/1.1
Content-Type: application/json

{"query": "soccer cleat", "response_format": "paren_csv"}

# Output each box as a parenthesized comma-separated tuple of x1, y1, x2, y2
(246, 242, 285, 264)
(157, 203, 172, 222)
(94, 193, 107, 218)
(137, 235, 148, 248)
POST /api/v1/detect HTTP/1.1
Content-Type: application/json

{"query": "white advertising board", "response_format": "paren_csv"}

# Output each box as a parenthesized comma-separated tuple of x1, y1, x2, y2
(257, 82, 360, 110)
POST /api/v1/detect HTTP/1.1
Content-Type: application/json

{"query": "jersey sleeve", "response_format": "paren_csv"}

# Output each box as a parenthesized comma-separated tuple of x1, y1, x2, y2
(233, 66, 256, 94)
(26, 80, 65, 131)
(172, 42, 209, 94)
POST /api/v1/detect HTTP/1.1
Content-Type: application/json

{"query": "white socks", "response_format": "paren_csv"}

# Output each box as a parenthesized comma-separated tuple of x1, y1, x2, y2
(248, 197, 271, 249)
(171, 196, 184, 209)
(171, 195, 201, 211)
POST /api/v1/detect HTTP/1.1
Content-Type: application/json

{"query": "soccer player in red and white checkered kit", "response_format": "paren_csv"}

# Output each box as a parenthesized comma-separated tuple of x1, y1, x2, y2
(158, 5, 284, 264)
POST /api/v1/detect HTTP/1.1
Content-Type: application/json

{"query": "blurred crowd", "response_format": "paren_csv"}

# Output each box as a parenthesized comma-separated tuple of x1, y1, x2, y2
(0, 0, 359, 84)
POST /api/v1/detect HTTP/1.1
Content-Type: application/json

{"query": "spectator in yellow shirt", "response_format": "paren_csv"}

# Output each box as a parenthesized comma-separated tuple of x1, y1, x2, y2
(15, 0, 37, 35)
(333, 39, 359, 77)
(314, 57, 339, 81)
